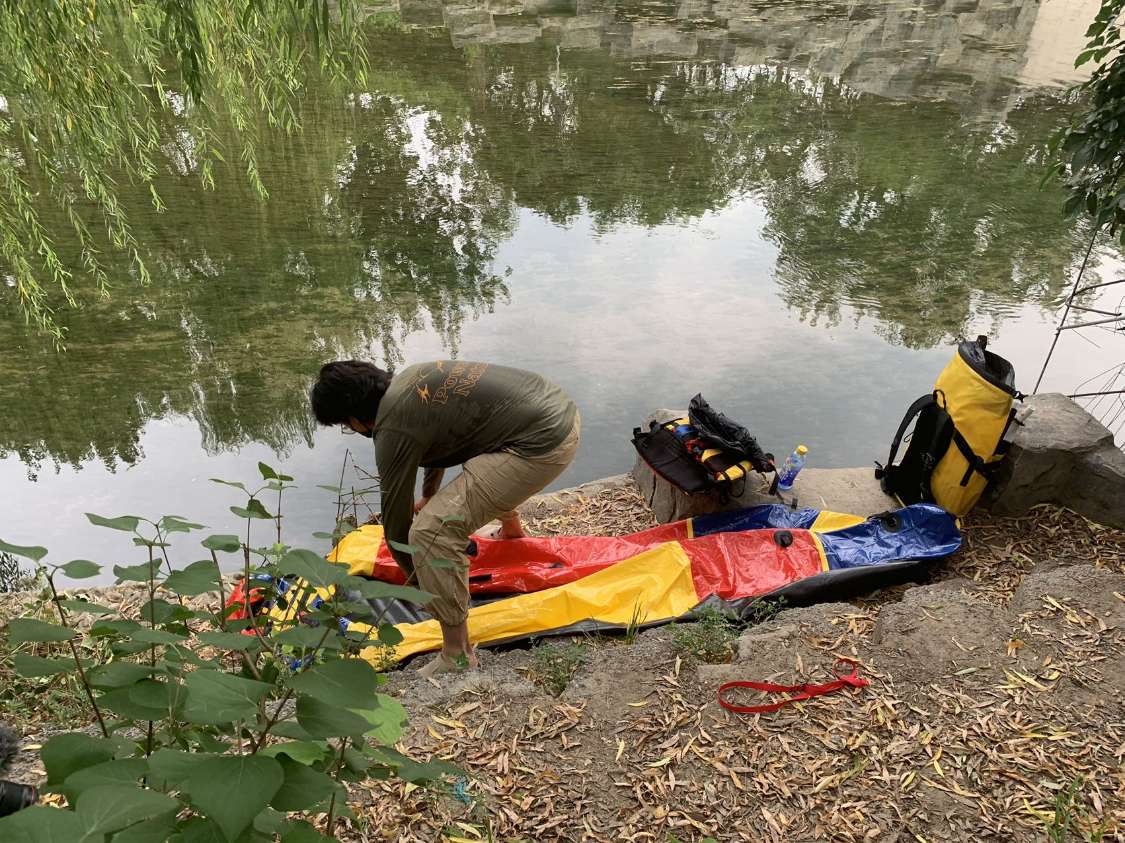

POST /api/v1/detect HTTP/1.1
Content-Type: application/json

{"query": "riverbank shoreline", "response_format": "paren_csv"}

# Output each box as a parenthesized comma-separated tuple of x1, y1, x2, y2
(4, 463, 1121, 626)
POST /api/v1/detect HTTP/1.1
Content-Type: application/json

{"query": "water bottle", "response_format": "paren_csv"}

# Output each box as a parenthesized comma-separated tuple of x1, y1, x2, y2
(777, 445, 808, 492)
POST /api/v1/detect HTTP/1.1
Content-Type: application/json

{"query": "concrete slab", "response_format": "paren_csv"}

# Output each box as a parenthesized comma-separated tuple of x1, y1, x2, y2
(766, 466, 897, 516)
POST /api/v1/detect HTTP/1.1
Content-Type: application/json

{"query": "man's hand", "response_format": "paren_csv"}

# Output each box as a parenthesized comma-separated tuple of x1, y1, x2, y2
(414, 497, 431, 514)
(499, 511, 527, 540)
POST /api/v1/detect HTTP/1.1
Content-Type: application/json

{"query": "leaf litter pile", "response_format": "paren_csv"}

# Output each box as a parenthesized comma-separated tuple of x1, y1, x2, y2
(347, 493, 1125, 842)
(521, 482, 659, 538)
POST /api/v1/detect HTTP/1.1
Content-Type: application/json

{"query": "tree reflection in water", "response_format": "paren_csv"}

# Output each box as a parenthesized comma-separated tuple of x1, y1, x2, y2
(0, 0, 1097, 471)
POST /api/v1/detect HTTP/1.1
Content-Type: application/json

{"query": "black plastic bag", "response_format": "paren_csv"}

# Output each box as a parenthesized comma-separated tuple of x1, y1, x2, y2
(688, 394, 773, 473)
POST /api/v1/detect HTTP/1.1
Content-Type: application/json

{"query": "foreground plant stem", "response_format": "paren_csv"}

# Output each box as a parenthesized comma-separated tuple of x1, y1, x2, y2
(251, 622, 338, 753)
(210, 550, 227, 632)
(325, 738, 350, 835)
(244, 513, 252, 573)
(334, 450, 350, 542)
(236, 506, 269, 681)
(145, 542, 156, 756)
(46, 572, 109, 738)
(156, 526, 193, 633)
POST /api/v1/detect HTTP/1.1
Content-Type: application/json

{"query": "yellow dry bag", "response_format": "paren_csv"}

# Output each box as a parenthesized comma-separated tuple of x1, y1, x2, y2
(876, 337, 1020, 517)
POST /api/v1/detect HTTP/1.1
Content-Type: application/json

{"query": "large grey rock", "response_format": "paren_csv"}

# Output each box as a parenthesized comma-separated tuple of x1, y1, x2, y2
(989, 393, 1125, 528)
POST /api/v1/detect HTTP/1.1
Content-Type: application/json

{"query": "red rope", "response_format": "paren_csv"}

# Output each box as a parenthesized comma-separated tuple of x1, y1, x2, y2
(717, 659, 869, 714)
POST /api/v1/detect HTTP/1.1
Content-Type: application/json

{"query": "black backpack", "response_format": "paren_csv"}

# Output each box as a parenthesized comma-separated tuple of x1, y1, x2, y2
(633, 395, 774, 495)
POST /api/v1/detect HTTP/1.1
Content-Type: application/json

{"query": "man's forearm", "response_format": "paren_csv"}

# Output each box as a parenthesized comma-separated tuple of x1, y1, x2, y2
(421, 467, 445, 499)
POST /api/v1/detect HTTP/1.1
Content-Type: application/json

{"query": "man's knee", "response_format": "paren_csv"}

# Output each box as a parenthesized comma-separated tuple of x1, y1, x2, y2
(409, 510, 469, 568)
(409, 510, 443, 548)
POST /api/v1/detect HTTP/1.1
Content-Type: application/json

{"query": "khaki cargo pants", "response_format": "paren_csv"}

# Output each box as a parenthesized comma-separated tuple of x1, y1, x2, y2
(409, 415, 581, 626)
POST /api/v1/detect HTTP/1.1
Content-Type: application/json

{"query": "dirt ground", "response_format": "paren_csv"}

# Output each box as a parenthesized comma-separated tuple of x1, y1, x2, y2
(345, 492, 1125, 842)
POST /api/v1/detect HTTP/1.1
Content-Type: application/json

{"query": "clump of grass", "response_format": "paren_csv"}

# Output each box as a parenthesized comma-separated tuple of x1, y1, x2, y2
(670, 605, 740, 664)
(746, 596, 786, 626)
(0, 588, 107, 730)
(0, 644, 93, 731)
(623, 601, 647, 645)
(0, 663, 92, 730)
(1047, 777, 1110, 843)
(528, 641, 587, 696)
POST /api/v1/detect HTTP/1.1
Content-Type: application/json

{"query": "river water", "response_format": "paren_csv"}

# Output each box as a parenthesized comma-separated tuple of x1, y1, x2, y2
(1, 0, 1120, 579)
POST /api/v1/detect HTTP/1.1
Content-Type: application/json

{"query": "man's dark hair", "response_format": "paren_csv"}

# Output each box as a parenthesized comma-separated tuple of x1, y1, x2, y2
(310, 361, 393, 426)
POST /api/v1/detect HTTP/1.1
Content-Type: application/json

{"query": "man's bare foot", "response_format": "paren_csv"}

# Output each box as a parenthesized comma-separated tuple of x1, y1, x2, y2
(417, 648, 479, 678)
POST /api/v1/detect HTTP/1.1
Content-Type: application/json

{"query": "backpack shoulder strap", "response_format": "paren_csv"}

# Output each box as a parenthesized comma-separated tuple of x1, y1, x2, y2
(876, 393, 936, 478)
(949, 427, 989, 486)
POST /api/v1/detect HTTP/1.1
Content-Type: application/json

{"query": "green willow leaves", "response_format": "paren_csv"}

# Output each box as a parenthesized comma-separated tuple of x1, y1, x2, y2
(0, 0, 366, 340)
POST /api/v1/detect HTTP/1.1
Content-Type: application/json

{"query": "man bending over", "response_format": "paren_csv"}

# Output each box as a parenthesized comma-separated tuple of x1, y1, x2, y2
(310, 360, 579, 675)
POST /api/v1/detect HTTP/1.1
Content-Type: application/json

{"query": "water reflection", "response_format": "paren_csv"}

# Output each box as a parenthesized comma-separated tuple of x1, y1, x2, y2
(0, 91, 513, 473)
(422, 0, 1089, 99)
(0, 0, 1099, 475)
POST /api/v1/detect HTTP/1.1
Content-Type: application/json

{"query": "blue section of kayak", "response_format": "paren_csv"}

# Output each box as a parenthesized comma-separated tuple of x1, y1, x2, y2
(689, 502, 960, 569)
(820, 504, 960, 569)
(691, 505, 820, 535)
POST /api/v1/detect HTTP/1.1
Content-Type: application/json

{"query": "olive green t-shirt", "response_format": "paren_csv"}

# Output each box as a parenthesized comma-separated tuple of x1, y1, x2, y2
(374, 361, 576, 567)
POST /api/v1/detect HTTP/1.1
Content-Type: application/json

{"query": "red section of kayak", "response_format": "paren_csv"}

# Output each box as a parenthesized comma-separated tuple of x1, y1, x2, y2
(680, 530, 824, 601)
(361, 520, 822, 601)
(364, 520, 688, 593)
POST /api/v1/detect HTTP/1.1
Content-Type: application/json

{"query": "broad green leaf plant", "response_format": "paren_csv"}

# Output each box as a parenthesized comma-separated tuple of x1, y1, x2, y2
(0, 0, 367, 342)
(0, 462, 457, 842)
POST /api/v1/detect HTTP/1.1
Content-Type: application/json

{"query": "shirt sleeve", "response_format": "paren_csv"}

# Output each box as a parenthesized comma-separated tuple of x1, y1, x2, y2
(375, 431, 423, 570)
(421, 467, 445, 499)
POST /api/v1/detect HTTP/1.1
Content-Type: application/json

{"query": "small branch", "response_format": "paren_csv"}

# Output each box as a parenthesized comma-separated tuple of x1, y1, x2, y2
(241, 651, 263, 682)
(250, 623, 335, 754)
(145, 545, 157, 660)
(46, 573, 108, 738)
(325, 738, 349, 835)
(240, 537, 263, 682)
(246, 603, 282, 662)
(156, 527, 193, 634)
(1035, 224, 1102, 393)
(237, 497, 270, 658)
(244, 514, 252, 571)
(250, 687, 294, 754)
(154, 527, 177, 578)
(276, 486, 284, 546)
(335, 450, 349, 528)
